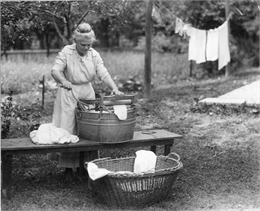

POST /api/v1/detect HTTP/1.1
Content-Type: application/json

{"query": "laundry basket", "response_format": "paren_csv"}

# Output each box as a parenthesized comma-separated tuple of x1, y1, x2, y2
(85, 152, 183, 208)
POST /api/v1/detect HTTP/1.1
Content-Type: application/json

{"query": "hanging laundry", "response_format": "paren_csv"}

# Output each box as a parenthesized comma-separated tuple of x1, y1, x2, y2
(175, 17, 185, 37)
(151, 3, 162, 24)
(218, 21, 230, 70)
(206, 28, 219, 61)
(158, 3, 231, 67)
(188, 27, 207, 64)
(182, 23, 192, 39)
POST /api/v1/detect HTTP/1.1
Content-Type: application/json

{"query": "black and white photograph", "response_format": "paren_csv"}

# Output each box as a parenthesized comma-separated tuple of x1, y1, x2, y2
(1, 0, 260, 210)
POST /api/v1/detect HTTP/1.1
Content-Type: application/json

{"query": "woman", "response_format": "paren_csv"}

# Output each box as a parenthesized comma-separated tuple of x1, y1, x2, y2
(49, 23, 123, 173)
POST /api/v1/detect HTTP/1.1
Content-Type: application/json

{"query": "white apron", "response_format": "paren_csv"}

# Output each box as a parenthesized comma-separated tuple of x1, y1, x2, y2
(48, 44, 110, 168)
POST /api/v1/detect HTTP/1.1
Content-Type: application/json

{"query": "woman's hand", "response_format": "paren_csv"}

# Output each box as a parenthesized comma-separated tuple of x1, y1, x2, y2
(111, 88, 124, 96)
(61, 80, 72, 90)
(102, 75, 124, 96)
(51, 69, 72, 90)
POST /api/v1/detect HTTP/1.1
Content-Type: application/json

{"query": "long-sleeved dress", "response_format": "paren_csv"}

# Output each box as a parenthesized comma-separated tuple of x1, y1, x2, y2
(51, 43, 110, 168)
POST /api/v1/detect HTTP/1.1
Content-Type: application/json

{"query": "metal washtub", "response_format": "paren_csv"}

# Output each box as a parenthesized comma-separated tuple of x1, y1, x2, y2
(75, 109, 136, 143)
(75, 95, 137, 143)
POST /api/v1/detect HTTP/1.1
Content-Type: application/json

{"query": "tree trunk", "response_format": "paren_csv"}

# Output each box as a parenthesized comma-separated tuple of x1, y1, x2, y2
(144, 0, 153, 99)
(45, 32, 50, 57)
(99, 18, 110, 48)
(225, 0, 230, 77)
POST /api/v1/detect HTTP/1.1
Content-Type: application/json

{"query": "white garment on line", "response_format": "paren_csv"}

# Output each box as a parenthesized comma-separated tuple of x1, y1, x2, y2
(30, 123, 79, 145)
(206, 28, 219, 61)
(175, 17, 185, 36)
(218, 21, 230, 70)
(188, 27, 207, 64)
(182, 24, 192, 39)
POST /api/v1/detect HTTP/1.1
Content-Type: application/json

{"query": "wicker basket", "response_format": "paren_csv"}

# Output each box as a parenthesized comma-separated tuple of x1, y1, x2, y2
(85, 152, 183, 208)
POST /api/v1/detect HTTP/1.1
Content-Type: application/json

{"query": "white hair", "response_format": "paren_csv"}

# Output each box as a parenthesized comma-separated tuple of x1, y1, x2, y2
(73, 23, 97, 43)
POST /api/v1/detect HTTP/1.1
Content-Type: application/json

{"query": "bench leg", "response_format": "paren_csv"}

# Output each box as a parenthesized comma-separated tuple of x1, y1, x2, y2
(79, 150, 99, 189)
(85, 151, 99, 188)
(79, 151, 85, 177)
(79, 151, 99, 178)
(2, 154, 13, 199)
(150, 146, 156, 154)
(164, 144, 173, 156)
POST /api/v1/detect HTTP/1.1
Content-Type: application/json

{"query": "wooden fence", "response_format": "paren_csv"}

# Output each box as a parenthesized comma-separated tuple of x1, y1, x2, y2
(1, 49, 60, 61)
(1, 48, 145, 62)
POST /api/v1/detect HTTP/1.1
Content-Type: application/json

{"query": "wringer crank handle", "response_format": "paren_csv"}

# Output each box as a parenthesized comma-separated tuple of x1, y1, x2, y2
(60, 85, 71, 90)
(60, 85, 91, 110)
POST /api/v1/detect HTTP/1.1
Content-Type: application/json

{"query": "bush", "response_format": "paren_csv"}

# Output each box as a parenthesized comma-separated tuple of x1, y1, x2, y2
(1, 90, 42, 138)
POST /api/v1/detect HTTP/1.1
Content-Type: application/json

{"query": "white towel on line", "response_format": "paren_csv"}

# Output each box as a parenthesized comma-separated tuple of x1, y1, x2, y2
(218, 21, 230, 70)
(30, 123, 79, 145)
(188, 27, 207, 64)
(206, 28, 219, 61)
(188, 22, 230, 66)
(87, 150, 157, 181)
(113, 105, 127, 120)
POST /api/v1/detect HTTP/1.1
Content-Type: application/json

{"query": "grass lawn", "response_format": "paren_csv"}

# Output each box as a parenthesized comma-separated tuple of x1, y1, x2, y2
(1, 51, 260, 210)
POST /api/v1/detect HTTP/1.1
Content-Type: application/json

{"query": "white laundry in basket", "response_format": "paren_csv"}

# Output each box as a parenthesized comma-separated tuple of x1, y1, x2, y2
(87, 162, 111, 180)
(87, 150, 157, 180)
(134, 150, 157, 173)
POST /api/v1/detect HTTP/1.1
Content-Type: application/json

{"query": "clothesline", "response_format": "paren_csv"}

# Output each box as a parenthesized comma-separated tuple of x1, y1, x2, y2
(156, 1, 234, 30)
(152, 1, 258, 70)
(152, 1, 233, 70)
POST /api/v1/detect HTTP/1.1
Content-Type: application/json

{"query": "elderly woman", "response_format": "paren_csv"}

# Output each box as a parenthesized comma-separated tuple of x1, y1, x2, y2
(50, 23, 123, 174)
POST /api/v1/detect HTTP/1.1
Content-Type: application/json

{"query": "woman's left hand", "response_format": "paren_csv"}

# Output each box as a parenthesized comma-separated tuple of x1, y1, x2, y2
(112, 88, 124, 96)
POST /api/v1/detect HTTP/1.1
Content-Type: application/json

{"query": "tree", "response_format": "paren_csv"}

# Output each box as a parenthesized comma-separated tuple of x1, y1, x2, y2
(84, 0, 145, 48)
(1, 1, 146, 50)
(1, 1, 36, 53)
(230, 0, 260, 67)
(2, 0, 258, 69)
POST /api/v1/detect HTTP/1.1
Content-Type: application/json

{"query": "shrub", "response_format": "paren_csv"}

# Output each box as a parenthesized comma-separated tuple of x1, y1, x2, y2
(1, 90, 42, 138)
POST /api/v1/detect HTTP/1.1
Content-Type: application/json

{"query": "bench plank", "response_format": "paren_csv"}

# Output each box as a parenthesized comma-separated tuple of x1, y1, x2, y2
(1, 130, 182, 154)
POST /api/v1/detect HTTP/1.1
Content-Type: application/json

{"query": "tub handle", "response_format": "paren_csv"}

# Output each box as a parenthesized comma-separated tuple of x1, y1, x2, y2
(76, 112, 82, 119)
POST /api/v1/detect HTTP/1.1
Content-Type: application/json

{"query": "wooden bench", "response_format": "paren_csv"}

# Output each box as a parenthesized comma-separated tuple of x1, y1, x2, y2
(1, 129, 182, 199)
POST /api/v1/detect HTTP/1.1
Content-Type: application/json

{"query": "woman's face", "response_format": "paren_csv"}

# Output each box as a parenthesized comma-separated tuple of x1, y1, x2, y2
(75, 38, 92, 56)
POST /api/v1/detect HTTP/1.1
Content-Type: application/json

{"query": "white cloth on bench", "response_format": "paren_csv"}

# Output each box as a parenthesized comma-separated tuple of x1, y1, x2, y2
(87, 150, 157, 180)
(30, 123, 79, 145)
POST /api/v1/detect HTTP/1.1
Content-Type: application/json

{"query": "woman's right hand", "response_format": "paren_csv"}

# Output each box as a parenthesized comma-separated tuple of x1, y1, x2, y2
(61, 80, 72, 90)
(111, 88, 124, 96)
